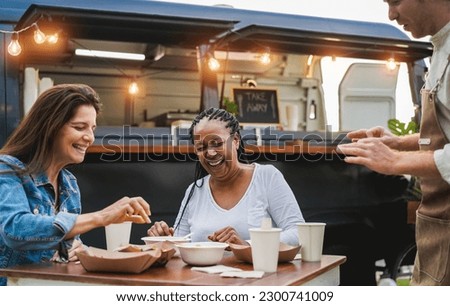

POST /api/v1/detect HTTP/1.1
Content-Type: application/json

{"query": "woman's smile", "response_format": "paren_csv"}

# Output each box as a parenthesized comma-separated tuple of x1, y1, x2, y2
(72, 144, 89, 155)
(207, 158, 223, 167)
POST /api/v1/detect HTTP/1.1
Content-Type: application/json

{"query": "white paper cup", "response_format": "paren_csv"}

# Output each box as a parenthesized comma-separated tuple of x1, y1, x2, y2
(286, 104, 299, 131)
(297, 222, 325, 262)
(249, 228, 281, 272)
(105, 222, 132, 251)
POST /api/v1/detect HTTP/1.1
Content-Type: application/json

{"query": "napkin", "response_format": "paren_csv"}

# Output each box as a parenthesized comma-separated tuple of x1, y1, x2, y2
(191, 265, 242, 274)
(220, 271, 265, 278)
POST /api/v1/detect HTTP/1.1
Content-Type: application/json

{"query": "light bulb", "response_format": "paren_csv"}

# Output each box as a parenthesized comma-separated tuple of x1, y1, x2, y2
(128, 81, 139, 95)
(47, 33, 59, 44)
(386, 57, 397, 71)
(208, 56, 220, 71)
(8, 33, 22, 56)
(259, 52, 271, 65)
(33, 25, 46, 44)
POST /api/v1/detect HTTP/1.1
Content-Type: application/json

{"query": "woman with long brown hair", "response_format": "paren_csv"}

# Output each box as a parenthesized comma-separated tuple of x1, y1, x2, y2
(0, 84, 151, 286)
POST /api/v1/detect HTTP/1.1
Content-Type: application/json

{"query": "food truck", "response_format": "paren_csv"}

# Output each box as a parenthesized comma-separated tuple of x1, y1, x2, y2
(0, 0, 432, 285)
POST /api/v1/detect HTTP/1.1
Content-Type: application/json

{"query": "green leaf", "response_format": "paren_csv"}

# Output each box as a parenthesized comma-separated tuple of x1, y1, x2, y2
(405, 121, 418, 134)
(388, 119, 418, 136)
(388, 119, 403, 136)
(223, 97, 238, 115)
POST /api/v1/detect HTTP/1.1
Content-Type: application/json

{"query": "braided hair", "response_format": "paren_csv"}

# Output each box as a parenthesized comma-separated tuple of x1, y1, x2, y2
(173, 107, 248, 231)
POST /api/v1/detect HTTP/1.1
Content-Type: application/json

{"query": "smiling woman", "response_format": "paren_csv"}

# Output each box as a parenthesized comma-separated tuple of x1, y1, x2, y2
(51, 104, 97, 169)
(0, 84, 152, 286)
(147, 107, 305, 245)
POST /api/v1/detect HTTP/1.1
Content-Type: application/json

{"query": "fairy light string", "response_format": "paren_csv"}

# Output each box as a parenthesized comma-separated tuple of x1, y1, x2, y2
(0, 22, 58, 56)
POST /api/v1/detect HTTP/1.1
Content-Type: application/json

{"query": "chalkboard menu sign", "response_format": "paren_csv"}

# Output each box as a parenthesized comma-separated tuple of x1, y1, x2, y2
(233, 88, 280, 124)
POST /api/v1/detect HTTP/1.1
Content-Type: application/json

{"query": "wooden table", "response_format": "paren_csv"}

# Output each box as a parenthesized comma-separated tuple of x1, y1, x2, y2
(0, 254, 345, 286)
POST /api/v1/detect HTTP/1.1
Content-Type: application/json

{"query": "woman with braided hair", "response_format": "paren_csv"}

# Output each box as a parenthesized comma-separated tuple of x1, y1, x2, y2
(147, 107, 304, 246)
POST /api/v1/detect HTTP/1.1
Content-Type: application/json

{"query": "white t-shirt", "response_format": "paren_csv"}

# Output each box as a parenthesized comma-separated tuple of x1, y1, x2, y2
(173, 163, 305, 246)
(427, 21, 450, 184)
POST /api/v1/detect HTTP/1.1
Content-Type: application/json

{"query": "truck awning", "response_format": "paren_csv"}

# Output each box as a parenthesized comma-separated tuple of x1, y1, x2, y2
(218, 24, 432, 62)
(14, 1, 237, 48)
(12, 0, 432, 62)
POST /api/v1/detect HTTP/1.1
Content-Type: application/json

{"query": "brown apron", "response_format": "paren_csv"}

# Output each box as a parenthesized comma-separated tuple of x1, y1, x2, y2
(412, 56, 450, 285)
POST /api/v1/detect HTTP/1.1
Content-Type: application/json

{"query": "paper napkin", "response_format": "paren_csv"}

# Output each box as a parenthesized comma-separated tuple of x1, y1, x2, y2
(220, 271, 265, 278)
(191, 265, 242, 274)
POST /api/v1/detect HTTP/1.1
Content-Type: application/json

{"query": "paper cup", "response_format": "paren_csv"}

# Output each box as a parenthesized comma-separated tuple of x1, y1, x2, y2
(249, 228, 281, 272)
(286, 104, 299, 131)
(105, 222, 132, 251)
(297, 222, 325, 262)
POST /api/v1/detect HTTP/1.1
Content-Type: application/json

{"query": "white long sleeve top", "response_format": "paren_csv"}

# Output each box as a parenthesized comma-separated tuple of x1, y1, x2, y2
(173, 163, 305, 246)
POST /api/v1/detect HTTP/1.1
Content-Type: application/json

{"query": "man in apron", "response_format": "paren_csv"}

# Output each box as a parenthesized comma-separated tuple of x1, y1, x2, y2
(338, 0, 450, 285)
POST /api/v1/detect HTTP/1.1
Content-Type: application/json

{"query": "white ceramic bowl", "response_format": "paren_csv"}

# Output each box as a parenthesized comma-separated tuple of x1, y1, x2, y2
(176, 242, 228, 266)
(141, 236, 191, 245)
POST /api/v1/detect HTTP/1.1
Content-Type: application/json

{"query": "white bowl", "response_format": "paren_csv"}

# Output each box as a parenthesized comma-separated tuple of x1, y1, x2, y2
(141, 236, 191, 245)
(176, 242, 228, 266)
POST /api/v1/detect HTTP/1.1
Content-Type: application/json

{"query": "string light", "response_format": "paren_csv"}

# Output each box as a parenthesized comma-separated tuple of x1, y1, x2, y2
(386, 56, 397, 71)
(33, 24, 46, 44)
(46, 32, 59, 44)
(2, 22, 143, 98)
(7, 32, 22, 56)
(207, 49, 272, 71)
(0, 22, 59, 56)
(208, 53, 221, 71)
(128, 81, 139, 95)
(259, 48, 271, 65)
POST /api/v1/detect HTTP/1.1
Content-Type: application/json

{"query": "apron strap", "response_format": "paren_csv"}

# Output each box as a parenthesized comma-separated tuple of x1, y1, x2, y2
(429, 54, 450, 94)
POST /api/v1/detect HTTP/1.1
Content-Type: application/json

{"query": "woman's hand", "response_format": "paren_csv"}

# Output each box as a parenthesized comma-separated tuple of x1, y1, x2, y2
(65, 196, 151, 239)
(50, 239, 85, 263)
(67, 239, 85, 262)
(147, 221, 174, 236)
(208, 226, 247, 245)
(100, 196, 151, 226)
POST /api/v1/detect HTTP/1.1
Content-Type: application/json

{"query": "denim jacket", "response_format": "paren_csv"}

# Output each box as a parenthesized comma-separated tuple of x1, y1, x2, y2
(0, 155, 80, 286)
